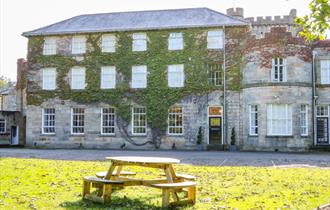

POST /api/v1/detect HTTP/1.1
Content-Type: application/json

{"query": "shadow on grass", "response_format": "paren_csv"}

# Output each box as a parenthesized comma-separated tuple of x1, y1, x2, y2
(60, 196, 166, 210)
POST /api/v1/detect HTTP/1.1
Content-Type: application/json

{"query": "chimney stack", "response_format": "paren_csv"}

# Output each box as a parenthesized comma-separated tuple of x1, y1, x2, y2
(226, 7, 244, 19)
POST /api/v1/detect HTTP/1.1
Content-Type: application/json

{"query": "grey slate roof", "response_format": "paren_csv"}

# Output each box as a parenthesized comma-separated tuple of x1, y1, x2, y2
(22, 7, 249, 37)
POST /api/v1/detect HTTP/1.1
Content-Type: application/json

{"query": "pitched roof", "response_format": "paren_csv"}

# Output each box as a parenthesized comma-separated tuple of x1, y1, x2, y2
(22, 7, 249, 37)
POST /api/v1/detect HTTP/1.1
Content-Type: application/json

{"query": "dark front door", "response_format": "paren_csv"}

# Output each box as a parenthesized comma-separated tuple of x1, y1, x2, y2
(209, 117, 222, 144)
(317, 117, 329, 144)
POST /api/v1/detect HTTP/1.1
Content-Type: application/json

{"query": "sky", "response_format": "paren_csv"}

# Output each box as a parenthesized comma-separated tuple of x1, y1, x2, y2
(0, 0, 311, 81)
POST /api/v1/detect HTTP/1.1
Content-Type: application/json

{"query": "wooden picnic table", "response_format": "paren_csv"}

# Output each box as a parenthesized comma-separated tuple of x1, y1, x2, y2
(82, 156, 196, 207)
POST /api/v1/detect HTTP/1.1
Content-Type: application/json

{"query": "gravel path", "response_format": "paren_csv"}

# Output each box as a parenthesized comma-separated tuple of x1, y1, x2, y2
(0, 148, 329, 168)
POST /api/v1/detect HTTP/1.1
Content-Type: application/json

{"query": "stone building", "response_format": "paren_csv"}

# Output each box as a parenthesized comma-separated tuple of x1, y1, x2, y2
(0, 59, 27, 146)
(21, 7, 330, 151)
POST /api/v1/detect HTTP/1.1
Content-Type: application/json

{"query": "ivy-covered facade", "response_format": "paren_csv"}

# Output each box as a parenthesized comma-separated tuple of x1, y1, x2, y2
(21, 7, 330, 151)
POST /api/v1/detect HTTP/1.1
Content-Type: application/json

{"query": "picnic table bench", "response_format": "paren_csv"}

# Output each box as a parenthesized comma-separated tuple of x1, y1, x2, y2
(82, 156, 196, 207)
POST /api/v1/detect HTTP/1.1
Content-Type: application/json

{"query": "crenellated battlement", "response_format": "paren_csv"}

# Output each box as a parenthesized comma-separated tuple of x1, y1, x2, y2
(245, 9, 297, 26)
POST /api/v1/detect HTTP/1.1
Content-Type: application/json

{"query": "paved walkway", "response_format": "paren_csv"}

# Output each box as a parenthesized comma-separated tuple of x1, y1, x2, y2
(0, 148, 329, 168)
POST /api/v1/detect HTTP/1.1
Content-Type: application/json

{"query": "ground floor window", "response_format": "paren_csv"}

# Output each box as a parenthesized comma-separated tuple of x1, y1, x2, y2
(132, 107, 146, 135)
(267, 104, 292, 136)
(249, 105, 258, 136)
(300, 105, 308, 136)
(42, 108, 55, 134)
(0, 119, 6, 133)
(168, 106, 183, 135)
(101, 108, 115, 134)
(71, 108, 85, 134)
(316, 105, 329, 144)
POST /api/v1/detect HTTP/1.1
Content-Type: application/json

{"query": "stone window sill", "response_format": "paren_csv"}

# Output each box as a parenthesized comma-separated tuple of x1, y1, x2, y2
(266, 135, 294, 138)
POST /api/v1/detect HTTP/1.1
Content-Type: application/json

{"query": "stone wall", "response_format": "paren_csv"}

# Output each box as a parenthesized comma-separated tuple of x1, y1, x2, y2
(26, 90, 240, 150)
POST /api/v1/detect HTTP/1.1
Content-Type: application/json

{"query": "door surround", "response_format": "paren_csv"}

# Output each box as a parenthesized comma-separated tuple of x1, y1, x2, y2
(207, 106, 223, 144)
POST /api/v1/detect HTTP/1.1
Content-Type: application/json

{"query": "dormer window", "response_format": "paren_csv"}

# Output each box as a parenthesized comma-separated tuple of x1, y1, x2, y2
(272, 58, 287, 82)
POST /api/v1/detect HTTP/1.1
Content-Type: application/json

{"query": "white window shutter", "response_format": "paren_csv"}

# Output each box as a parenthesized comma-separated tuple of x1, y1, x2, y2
(168, 65, 184, 87)
(43, 38, 57, 55)
(271, 59, 275, 81)
(132, 33, 147, 51)
(207, 30, 223, 49)
(168, 33, 183, 50)
(283, 59, 287, 82)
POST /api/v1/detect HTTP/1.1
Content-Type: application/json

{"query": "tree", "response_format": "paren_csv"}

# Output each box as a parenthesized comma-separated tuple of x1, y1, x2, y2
(295, 0, 330, 41)
(0, 76, 10, 89)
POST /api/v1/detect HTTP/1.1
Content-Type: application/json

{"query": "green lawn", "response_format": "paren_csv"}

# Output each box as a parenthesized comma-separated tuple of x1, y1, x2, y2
(0, 158, 329, 210)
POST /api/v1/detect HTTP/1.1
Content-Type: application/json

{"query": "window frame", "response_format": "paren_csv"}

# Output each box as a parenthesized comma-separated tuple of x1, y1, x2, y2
(101, 34, 116, 53)
(207, 30, 224, 49)
(100, 66, 116, 89)
(300, 104, 308, 136)
(249, 105, 258, 136)
(71, 67, 86, 90)
(71, 108, 85, 135)
(43, 37, 57, 55)
(271, 58, 287, 82)
(168, 106, 184, 135)
(207, 64, 222, 86)
(101, 107, 115, 135)
(132, 107, 147, 135)
(42, 108, 56, 135)
(320, 60, 330, 84)
(132, 33, 147, 52)
(71, 36, 86, 54)
(168, 32, 183, 50)
(131, 65, 147, 88)
(267, 104, 292, 136)
(0, 119, 6, 133)
(168, 64, 184, 88)
(42, 68, 56, 90)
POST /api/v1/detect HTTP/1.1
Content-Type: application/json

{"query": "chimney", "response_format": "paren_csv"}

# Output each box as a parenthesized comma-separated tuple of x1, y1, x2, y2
(16, 58, 27, 90)
(226, 7, 244, 18)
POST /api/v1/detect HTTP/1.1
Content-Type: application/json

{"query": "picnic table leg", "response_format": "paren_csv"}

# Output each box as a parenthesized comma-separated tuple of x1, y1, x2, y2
(162, 188, 170, 208)
(97, 162, 117, 196)
(164, 165, 179, 202)
(103, 184, 112, 203)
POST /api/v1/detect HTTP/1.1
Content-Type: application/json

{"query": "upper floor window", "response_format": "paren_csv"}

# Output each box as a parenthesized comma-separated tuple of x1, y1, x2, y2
(71, 67, 86, 89)
(42, 108, 55, 134)
(132, 33, 147, 52)
(208, 64, 222, 86)
(207, 30, 223, 49)
(71, 108, 84, 134)
(300, 104, 308, 136)
(42, 68, 56, 90)
(131, 65, 147, 88)
(168, 64, 184, 87)
(317, 105, 329, 117)
(267, 104, 292, 136)
(168, 106, 183, 135)
(320, 60, 330, 84)
(0, 119, 6, 133)
(71, 36, 86, 54)
(101, 107, 115, 135)
(101, 66, 116, 89)
(132, 107, 147, 135)
(249, 105, 258, 136)
(272, 58, 287, 82)
(43, 37, 57, 55)
(168, 33, 183, 50)
(101, 34, 116, 53)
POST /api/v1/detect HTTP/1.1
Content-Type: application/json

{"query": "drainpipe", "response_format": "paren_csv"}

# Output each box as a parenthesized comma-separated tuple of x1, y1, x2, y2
(312, 50, 317, 146)
(223, 25, 227, 145)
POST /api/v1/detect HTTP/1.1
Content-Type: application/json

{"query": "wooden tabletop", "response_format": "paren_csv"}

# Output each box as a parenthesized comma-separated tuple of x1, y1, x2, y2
(106, 156, 180, 164)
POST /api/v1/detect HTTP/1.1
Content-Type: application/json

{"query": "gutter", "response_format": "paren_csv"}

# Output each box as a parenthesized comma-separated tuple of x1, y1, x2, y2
(222, 25, 227, 145)
(312, 50, 317, 145)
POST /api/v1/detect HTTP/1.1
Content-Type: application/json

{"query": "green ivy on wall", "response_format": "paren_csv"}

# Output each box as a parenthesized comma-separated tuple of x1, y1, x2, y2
(26, 27, 247, 147)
